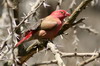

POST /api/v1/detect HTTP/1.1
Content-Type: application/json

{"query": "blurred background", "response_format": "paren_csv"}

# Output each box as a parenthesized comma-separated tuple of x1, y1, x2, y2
(0, 0, 100, 66)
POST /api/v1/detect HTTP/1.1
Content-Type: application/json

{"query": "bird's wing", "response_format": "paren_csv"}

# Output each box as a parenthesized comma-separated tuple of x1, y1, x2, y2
(22, 18, 43, 33)
(40, 16, 58, 30)
(31, 19, 43, 30)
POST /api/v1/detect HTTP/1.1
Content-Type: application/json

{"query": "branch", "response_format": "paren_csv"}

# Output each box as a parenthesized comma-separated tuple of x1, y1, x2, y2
(59, 0, 93, 34)
(78, 24, 99, 35)
(17, 39, 47, 65)
(32, 60, 57, 66)
(32, 52, 100, 66)
(15, 0, 46, 31)
(61, 52, 100, 57)
(3, 0, 17, 65)
(78, 53, 100, 66)
(72, 17, 86, 26)
(47, 42, 66, 66)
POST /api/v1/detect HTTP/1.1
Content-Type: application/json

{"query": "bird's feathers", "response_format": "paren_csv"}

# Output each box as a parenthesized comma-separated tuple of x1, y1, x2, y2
(39, 16, 58, 30)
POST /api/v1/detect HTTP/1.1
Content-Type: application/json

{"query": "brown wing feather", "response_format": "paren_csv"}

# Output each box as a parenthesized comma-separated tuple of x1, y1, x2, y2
(31, 19, 43, 30)
(40, 16, 58, 30)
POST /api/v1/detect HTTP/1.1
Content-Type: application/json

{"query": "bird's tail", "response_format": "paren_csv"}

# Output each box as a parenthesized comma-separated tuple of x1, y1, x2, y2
(15, 30, 36, 47)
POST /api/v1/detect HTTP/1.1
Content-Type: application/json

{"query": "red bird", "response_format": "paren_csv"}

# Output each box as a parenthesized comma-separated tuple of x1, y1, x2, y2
(15, 10, 70, 47)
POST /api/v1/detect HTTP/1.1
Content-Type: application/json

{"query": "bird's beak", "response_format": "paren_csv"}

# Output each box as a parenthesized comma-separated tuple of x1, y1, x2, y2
(66, 12, 71, 16)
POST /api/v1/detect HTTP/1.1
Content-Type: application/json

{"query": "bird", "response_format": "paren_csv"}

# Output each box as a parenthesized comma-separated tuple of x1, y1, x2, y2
(15, 10, 70, 47)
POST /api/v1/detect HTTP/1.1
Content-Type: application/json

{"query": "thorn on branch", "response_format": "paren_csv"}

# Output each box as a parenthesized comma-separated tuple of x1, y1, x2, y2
(43, 2, 50, 8)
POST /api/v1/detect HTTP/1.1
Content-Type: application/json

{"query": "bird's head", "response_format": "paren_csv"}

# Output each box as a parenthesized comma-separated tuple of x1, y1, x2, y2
(50, 10, 70, 21)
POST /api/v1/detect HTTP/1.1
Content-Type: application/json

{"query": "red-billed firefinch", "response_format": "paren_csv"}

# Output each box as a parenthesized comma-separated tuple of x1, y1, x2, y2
(15, 10, 70, 47)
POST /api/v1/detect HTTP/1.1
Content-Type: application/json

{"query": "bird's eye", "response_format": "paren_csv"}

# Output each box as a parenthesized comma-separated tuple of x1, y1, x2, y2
(60, 11, 64, 14)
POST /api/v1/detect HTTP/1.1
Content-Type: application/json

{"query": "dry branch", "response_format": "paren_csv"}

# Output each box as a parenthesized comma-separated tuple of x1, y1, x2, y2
(15, 0, 46, 31)
(17, 39, 47, 65)
(3, 0, 17, 65)
(32, 60, 57, 66)
(61, 52, 100, 57)
(78, 24, 99, 35)
(59, 0, 93, 34)
(78, 53, 100, 66)
(32, 52, 100, 66)
(47, 42, 66, 66)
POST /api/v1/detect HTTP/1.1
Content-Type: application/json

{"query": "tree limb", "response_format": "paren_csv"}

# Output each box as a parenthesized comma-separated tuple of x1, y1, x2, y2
(59, 0, 92, 34)
(47, 42, 66, 66)
(32, 52, 100, 66)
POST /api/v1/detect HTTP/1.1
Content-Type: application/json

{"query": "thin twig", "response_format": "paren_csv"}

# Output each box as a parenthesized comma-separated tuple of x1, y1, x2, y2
(78, 24, 99, 35)
(61, 52, 100, 57)
(6, 0, 16, 65)
(72, 17, 86, 26)
(32, 60, 57, 66)
(78, 53, 100, 66)
(0, 41, 7, 52)
(0, 46, 10, 59)
(15, 0, 46, 31)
